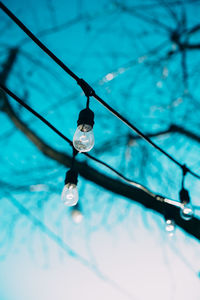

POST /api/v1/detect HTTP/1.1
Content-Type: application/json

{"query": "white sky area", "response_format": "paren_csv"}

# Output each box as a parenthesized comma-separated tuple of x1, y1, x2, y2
(0, 195, 200, 300)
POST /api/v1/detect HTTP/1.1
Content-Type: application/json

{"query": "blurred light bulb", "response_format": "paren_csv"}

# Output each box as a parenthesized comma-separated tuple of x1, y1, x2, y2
(180, 203, 193, 221)
(165, 219, 175, 236)
(73, 124, 94, 152)
(71, 209, 83, 224)
(61, 183, 78, 206)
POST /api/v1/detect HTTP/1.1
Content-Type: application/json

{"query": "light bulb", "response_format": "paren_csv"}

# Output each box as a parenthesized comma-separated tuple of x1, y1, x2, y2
(179, 188, 193, 221)
(73, 124, 94, 152)
(73, 107, 95, 152)
(180, 203, 193, 221)
(165, 219, 175, 236)
(61, 183, 78, 206)
(71, 209, 83, 223)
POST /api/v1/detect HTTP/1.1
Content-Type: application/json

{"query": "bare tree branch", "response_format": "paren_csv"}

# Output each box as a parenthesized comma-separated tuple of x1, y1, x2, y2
(1, 48, 200, 241)
(187, 24, 200, 35)
(183, 43, 200, 49)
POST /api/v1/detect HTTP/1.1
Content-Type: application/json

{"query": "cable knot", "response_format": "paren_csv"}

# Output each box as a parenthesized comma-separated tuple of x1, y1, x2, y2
(77, 78, 95, 97)
(182, 164, 189, 176)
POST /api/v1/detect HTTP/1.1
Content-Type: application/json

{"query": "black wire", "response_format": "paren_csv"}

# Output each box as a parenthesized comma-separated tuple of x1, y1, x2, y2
(181, 164, 188, 189)
(71, 146, 78, 169)
(93, 92, 183, 168)
(1, 2, 200, 180)
(85, 152, 156, 197)
(86, 96, 90, 108)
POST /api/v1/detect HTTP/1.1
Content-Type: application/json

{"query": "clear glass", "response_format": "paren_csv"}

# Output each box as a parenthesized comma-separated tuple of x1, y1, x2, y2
(61, 183, 78, 206)
(180, 203, 194, 221)
(73, 124, 94, 152)
(165, 219, 175, 235)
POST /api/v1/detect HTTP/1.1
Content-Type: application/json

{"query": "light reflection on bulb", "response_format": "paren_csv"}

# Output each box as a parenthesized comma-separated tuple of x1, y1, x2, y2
(73, 124, 94, 152)
(165, 219, 175, 236)
(61, 183, 78, 206)
(180, 203, 193, 221)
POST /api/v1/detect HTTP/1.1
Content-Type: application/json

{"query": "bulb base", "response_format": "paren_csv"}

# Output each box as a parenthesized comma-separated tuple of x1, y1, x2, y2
(65, 169, 78, 185)
(77, 108, 94, 128)
(179, 188, 190, 204)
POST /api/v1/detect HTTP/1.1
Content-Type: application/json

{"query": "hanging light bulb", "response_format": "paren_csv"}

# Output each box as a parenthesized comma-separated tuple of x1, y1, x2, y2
(71, 208, 83, 224)
(179, 188, 194, 221)
(165, 219, 175, 236)
(180, 202, 193, 221)
(61, 169, 78, 206)
(73, 107, 95, 152)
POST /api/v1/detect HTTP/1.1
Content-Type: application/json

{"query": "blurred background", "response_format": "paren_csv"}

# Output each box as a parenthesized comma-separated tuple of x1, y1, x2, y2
(0, 0, 200, 299)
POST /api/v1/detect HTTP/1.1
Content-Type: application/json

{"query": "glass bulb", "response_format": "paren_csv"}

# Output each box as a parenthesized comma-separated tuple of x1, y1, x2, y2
(73, 124, 94, 152)
(71, 209, 83, 224)
(61, 183, 78, 206)
(165, 219, 175, 236)
(180, 203, 193, 221)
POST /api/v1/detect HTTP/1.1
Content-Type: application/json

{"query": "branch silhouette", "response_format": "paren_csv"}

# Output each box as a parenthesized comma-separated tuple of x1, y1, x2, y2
(1, 48, 200, 241)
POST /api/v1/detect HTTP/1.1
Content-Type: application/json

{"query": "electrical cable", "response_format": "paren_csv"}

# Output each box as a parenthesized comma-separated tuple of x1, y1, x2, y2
(0, 83, 175, 204)
(0, 2, 200, 181)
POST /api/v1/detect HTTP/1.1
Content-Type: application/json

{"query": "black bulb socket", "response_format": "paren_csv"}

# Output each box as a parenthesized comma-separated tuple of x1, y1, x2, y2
(77, 108, 94, 128)
(65, 169, 78, 185)
(179, 188, 190, 204)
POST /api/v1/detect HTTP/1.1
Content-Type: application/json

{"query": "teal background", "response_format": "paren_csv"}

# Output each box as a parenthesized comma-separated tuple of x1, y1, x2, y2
(0, 0, 200, 299)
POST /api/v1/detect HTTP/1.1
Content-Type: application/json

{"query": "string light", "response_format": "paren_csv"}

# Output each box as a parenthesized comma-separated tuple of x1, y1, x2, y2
(179, 166, 194, 221)
(0, 68, 198, 223)
(61, 169, 79, 206)
(0, 83, 158, 199)
(61, 149, 79, 206)
(1, 2, 200, 181)
(73, 97, 95, 152)
(1, 3, 200, 235)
